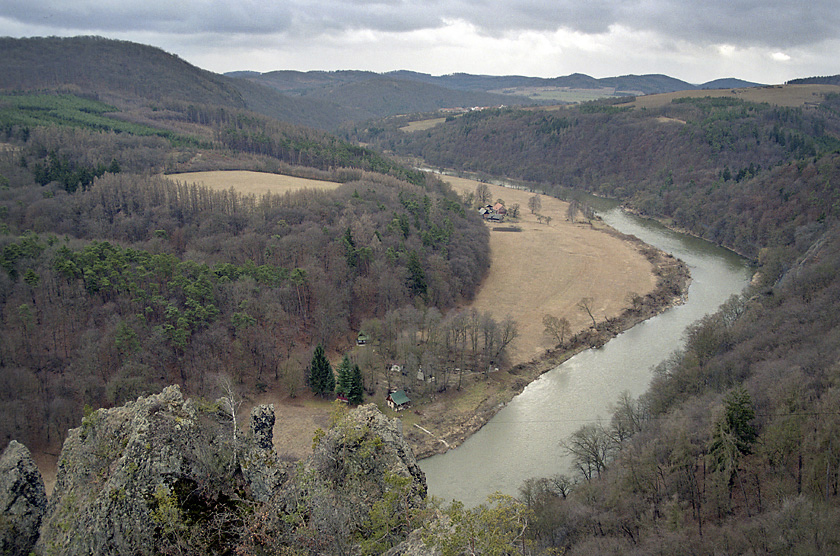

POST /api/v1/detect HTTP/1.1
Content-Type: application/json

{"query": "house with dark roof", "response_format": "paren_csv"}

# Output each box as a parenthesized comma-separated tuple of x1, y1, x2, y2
(386, 390, 411, 411)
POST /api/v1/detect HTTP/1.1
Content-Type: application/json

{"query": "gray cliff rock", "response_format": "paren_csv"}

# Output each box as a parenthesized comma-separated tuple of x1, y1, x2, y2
(305, 403, 426, 505)
(29, 389, 427, 555)
(0, 440, 47, 555)
(243, 404, 429, 554)
(239, 403, 286, 502)
(35, 386, 289, 555)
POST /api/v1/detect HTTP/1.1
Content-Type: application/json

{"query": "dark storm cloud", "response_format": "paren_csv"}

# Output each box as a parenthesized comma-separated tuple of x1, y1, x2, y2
(3, 0, 836, 49)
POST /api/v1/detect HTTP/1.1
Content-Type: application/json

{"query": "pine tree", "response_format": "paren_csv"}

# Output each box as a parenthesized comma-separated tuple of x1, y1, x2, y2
(336, 354, 365, 405)
(307, 344, 334, 398)
(336, 355, 353, 397)
(347, 363, 364, 405)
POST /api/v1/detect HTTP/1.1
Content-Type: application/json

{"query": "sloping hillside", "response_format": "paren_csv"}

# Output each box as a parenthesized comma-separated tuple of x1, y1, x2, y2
(0, 36, 370, 129)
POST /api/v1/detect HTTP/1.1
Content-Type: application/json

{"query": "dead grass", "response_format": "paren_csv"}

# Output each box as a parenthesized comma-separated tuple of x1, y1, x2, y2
(400, 117, 447, 132)
(246, 393, 333, 461)
(628, 84, 840, 110)
(444, 176, 656, 366)
(165, 170, 342, 196)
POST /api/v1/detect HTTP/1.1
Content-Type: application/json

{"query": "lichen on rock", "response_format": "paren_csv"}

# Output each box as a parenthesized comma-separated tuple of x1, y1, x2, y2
(0, 439, 47, 555)
(24, 388, 427, 555)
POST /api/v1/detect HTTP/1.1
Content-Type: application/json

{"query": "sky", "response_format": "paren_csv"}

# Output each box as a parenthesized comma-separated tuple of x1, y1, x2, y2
(1, 0, 838, 85)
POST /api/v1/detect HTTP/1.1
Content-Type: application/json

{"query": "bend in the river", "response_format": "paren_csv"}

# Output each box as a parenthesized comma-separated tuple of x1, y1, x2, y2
(419, 195, 752, 506)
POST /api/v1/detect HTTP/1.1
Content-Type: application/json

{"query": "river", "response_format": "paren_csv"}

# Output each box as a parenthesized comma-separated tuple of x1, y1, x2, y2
(418, 197, 752, 506)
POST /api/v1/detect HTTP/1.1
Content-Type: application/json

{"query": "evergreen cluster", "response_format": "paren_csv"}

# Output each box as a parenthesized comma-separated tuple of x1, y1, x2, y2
(307, 344, 335, 398)
(336, 355, 364, 405)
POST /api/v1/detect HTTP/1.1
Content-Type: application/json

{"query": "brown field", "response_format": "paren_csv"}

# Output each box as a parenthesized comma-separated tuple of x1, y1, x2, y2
(443, 176, 656, 366)
(400, 117, 447, 132)
(628, 83, 840, 110)
(165, 170, 342, 195)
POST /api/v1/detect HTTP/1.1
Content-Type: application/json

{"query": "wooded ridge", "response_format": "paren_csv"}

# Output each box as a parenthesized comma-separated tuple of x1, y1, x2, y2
(354, 79, 840, 553)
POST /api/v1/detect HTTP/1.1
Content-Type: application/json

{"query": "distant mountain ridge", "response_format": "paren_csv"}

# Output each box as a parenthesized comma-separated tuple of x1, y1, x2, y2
(235, 68, 764, 97)
(0, 36, 767, 131)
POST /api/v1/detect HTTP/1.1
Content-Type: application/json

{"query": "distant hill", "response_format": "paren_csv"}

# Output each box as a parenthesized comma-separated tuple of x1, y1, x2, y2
(228, 70, 539, 119)
(698, 78, 764, 89)
(0, 37, 377, 130)
(0, 36, 247, 108)
(250, 69, 765, 107)
(788, 75, 840, 86)
(0, 36, 772, 131)
(383, 70, 700, 95)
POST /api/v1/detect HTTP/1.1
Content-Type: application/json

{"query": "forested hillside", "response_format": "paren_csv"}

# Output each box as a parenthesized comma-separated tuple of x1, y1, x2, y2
(356, 91, 840, 258)
(353, 86, 840, 552)
(0, 84, 490, 454)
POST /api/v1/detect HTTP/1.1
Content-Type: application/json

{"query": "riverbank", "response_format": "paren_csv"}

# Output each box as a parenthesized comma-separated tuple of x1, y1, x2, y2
(398, 176, 690, 458)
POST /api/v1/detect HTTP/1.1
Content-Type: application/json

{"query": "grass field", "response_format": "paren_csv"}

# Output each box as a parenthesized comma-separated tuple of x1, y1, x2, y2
(165, 170, 342, 196)
(627, 83, 840, 109)
(443, 176, 656, 366)
(399, 117, 447, 132)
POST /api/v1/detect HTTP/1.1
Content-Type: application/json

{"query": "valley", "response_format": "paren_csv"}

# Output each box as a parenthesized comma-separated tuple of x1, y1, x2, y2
(2, 35, 840, 556)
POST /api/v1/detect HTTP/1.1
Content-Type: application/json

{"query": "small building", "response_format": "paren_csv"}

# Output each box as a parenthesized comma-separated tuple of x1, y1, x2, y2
(356, 331, 369, 346)
(386, 390, 411, 411)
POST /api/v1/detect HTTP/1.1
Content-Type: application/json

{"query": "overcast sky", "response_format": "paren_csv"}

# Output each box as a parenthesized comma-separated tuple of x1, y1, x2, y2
(2, 0, 838, 84)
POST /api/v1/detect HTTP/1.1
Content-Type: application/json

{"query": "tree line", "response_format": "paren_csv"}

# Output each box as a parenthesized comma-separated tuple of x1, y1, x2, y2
(353, 94, 840, 259)
(0, 116, 491, 454)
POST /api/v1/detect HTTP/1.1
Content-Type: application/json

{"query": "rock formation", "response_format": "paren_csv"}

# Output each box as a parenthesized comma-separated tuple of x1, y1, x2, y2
(8, 386, 427, 555)
(0, 440, 47, 555)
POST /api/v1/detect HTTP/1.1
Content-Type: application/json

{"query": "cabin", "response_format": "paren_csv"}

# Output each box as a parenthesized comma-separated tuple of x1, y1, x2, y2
(356, 331, 369, 346)
(386, 390, 411, 411)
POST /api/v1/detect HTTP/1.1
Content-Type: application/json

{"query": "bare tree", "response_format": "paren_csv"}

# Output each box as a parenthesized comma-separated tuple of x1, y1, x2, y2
(475, 183, 491, 206)
(564, 423, 613, 481)
(566, 199, 580, 222)
(528, 193, 542, 214)
(543, 314, 571, 345)
(577, 297, 597, 328)
(218, 376, 242, 472)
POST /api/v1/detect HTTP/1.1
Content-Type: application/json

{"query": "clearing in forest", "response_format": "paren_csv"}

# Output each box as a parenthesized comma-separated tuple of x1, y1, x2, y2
(443, 176, 656, 366)
(165, 170, 342, 195)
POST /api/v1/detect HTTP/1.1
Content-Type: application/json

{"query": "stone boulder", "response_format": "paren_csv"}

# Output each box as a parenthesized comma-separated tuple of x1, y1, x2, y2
(28, 389, 427, 555)
(35, 385, 288, 555)
(0, 440, 47, 555)
(305, 403, 426, 505)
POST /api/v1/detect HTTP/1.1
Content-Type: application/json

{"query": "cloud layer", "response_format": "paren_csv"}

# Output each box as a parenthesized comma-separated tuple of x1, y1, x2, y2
(1, 0, 838, 82)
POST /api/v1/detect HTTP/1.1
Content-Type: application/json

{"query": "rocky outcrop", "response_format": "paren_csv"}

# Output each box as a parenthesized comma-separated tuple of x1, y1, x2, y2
(23, 388, 426, 555)
(0, 440, 47, 555)
(305, 404, 427, 505)
(35, 386, 292, 555)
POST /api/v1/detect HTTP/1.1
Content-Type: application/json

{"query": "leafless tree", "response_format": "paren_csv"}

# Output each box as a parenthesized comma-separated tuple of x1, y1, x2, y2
(577, 297, 598, 328)
(566, 199, 580, 222)
(218, 376, 242, 472)
(543, 314, 571, 345)
(475, 183, 491, 206)
(528, 193, 542, 214)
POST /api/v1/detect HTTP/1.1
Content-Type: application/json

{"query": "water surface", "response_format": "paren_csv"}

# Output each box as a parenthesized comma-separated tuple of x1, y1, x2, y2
(419, 202, 751, 506)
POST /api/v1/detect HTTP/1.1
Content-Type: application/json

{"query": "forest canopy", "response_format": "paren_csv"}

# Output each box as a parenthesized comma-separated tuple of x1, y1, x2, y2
(0, 91, 490, 452)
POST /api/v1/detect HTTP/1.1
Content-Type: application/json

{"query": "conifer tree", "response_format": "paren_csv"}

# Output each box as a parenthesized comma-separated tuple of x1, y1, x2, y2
(336, 355, 353, 397)
(347, 363, 364, 405)
(336, 355, 365, 405)
(307, 344, 334, 398)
